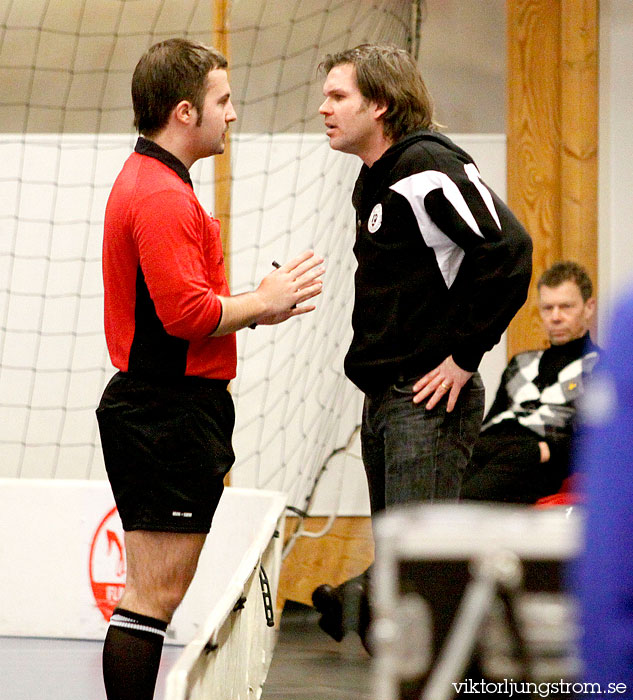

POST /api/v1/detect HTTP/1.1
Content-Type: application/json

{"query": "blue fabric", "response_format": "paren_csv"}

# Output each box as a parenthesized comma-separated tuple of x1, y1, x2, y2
(576, 288, 633, 694)
(360, 373, 485, 512)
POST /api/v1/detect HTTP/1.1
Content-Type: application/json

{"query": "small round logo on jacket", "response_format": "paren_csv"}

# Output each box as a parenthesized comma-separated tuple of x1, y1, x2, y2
(368, 203, 383, 232)
(89, 506, 126, 621)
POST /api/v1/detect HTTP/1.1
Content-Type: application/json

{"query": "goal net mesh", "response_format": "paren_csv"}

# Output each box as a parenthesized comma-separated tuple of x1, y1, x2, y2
(0, 0, 413, 512)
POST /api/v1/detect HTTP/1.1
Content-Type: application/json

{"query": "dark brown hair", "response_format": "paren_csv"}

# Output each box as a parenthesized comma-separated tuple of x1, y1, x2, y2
(538, 261, 594, 302)
(132, 38, 228, 137)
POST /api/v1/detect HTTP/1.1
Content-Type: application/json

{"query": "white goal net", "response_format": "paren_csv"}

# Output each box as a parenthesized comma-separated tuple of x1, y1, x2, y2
(0, 0, 415, 513)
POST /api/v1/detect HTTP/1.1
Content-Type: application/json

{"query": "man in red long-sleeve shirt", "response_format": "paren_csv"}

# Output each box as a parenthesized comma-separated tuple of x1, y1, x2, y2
(96, 38, 324, 700)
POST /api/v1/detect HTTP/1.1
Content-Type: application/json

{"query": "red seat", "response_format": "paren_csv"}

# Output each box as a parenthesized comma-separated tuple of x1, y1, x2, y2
(534, 475, 582, 508)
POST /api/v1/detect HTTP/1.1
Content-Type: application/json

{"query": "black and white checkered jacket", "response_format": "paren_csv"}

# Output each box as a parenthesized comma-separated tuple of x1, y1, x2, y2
(482, 333, 600, 447)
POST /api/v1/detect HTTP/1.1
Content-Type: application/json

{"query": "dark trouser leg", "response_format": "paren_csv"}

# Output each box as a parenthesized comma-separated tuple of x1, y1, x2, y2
(460, 432, 543, 503)
(314, 375, 485, 647)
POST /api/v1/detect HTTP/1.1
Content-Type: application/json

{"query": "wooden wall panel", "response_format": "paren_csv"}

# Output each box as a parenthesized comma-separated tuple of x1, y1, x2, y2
(506, 0, 598, 356)
(277, 516, 374, 607)
(560, 0, 599, 321)
(507, 0, 562, 354)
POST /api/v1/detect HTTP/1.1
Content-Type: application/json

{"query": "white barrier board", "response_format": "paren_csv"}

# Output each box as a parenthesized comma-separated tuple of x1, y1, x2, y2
(0, 479, 286, 646)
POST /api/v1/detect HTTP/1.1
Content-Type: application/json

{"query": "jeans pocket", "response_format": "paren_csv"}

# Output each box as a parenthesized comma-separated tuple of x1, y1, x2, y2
(390, 377, 417, 396)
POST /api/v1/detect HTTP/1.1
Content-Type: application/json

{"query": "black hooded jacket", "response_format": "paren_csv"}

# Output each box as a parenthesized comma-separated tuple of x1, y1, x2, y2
(345, 130, 533, 394)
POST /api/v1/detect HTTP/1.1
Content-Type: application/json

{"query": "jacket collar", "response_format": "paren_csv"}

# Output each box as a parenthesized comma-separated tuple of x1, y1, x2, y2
(134, 136, 193, 188)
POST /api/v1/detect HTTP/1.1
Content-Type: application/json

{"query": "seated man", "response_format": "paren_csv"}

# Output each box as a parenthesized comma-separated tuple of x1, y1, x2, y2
(461, 261, 599, 504)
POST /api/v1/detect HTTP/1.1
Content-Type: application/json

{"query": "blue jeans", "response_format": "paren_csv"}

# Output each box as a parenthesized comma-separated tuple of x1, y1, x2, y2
(361, 372, 485, 514)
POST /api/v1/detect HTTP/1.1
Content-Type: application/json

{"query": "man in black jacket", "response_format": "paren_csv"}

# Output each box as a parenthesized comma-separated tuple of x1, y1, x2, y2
(461, 261, 599, 503)
(312, 44, 532, 646)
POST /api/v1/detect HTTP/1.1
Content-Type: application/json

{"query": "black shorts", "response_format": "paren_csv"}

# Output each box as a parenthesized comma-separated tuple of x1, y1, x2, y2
(96, 372, 235, 533)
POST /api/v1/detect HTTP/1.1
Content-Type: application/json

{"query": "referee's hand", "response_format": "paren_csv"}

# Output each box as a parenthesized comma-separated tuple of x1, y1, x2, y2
(255, 250, 325, 325)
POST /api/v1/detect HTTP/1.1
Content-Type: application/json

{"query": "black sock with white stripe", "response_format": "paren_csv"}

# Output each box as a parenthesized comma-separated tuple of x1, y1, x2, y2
(103, 607, 168, 700)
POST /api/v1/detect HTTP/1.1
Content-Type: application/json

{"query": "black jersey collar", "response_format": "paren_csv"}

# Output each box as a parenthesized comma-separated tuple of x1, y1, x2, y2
(134, 136, 193, 188)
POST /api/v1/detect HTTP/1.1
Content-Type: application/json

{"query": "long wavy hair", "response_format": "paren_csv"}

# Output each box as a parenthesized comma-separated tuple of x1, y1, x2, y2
(319, 44, 439, 142)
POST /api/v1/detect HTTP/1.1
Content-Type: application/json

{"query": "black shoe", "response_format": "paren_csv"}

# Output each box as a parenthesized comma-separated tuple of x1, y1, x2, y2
(312, 584, 344, 642)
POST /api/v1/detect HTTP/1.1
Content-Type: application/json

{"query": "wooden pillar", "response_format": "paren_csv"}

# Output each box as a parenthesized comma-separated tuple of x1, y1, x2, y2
(213, 0, 232, 274)
(506, 0, 598, 356)
(214, 0, 232, 488)
(559, 1, 599, 292)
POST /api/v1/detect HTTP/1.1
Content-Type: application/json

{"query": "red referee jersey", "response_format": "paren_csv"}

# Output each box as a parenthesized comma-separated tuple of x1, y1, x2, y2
(102, 139, 236, 380)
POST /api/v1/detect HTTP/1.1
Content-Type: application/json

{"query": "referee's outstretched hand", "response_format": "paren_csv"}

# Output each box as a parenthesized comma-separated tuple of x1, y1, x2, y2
(212, 250, 324, 335)
(255, 250, 325, 326)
